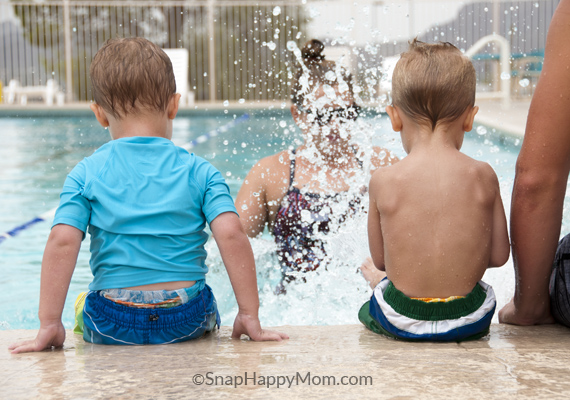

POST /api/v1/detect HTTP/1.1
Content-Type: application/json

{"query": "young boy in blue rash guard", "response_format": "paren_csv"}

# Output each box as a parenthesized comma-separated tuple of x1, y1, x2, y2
(9, 38, 287, 353)
(359, 40, 510, 342)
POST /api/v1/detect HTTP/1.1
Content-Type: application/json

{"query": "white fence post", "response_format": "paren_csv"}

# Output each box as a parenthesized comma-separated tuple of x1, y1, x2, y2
(63, 0, 73, 103)
(208, 0, 216, 102)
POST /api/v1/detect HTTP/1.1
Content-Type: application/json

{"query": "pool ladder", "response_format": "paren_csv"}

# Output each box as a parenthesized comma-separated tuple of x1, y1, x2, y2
(465, 34, 511, 109)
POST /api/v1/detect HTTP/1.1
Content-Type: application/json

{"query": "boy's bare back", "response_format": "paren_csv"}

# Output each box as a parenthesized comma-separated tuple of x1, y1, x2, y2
(367, 40, 509, 299)
(369, 144, 507, 298)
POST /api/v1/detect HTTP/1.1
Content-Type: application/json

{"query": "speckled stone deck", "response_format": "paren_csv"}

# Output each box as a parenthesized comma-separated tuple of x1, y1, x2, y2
(3, 324, 570, 399)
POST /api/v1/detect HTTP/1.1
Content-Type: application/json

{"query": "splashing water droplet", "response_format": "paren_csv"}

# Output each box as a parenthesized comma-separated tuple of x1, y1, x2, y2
(238, 98, 245, 104)
(223, 100, 229, 107)
(476, 126, 487, 136)
(287, 41, 297, 51)
(279, 120, 287, 128)
(518, 78, 530, 88)
(273, 6, 281, 16)
(322, 84, 336, 99)
(267, 41, 277, 51)
(500, 72, 511, 80)
(241, 142, 247, 148)
(241, 204, 248, 211)
(325, 71, 337, 81)
(300, 210, 312, 224)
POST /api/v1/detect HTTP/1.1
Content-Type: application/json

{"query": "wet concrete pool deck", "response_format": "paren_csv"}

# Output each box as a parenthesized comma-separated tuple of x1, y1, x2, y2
(3, 324, 570, 399)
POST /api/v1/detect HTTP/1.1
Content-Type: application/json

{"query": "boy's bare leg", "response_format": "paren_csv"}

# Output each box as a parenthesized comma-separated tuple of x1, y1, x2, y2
(360, 257, 386, 289)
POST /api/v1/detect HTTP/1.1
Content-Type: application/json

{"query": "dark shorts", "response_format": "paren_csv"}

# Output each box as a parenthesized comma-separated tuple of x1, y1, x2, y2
(81, 284, 220, 345)
(550, 233, 570, 327)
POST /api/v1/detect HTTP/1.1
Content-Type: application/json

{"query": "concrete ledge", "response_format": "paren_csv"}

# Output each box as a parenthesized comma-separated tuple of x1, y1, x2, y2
(475, 98, 530, 138)
(3, 324, 570, 399)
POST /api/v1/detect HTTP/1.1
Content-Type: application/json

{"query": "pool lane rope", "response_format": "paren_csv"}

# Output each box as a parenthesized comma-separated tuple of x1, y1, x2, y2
(0, 113, 250, 245)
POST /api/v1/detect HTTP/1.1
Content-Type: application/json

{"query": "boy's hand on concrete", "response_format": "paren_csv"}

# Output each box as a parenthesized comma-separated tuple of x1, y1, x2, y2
(8, 322, 66, 354)
(232, 313, 289, 342)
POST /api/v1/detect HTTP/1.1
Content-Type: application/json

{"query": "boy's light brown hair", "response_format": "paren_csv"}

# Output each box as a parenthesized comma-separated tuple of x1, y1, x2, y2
(391, 39, 476, 130)
(90, 37, 176, 119)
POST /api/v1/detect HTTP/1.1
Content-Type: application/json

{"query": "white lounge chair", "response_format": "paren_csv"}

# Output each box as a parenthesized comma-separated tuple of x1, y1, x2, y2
(5, 79, 64, 106)
(163, 48, 195, 106)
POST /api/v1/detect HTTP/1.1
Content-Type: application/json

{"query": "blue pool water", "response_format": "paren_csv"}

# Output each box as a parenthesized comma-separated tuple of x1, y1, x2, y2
(0, 108, 550, 329)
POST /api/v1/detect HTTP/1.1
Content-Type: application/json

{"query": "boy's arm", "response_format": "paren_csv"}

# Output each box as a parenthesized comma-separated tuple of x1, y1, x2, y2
(9, 224, 83, 354)
(488, 173, 510, 268)
(210, 212, 288, 341)
(367, 173, 385, 271)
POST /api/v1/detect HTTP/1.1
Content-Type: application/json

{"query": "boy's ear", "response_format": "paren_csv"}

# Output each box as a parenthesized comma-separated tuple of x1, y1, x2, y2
(463, 106, 479, 132)
(167, 93, 182, 119)
(90, 103, 110, 128)
(386, 105, 403, 132)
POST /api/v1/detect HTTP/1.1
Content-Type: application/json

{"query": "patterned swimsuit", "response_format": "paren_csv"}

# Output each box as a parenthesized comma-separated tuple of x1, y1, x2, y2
(273, 150, 363, 282)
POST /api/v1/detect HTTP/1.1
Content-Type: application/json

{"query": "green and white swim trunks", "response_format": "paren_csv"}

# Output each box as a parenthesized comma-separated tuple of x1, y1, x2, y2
(359, 279, 496, 342)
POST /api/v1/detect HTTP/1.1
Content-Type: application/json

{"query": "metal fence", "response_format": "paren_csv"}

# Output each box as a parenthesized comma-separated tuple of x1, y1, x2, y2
(0, 0, 560, 103)
(1, 0, 307, 102)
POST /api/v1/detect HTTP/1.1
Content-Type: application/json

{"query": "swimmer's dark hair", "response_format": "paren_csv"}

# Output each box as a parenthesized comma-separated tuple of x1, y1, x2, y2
(392, 38, 476, 131)
(90, 37, 176, 120)
(291, 39, 354, 107)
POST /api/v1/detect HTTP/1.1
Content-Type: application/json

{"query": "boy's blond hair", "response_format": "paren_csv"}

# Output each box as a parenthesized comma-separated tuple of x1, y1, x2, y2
(391, 39, 476, 130)
(90, 37, 176, 119)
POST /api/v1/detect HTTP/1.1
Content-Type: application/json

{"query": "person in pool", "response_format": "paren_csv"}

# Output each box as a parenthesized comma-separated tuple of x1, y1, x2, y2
(9, 37, 287, 353)
(235, 39, 397, 290)
(499, 0, 570, 327)
(360, 39, 510, 342)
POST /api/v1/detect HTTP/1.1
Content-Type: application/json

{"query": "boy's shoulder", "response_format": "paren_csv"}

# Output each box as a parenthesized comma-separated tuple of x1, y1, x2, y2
(369, 155, 404, 180)
(368, 160, 401, 195)
(370, 153, 498, 185)
(461, 154, 500, 183)
(72, 140, 116, 172)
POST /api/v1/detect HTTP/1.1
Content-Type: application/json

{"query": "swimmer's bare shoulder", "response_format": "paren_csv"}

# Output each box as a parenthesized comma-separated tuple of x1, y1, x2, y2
(235, 150, 291, 237)
(244, 150, 291, 195)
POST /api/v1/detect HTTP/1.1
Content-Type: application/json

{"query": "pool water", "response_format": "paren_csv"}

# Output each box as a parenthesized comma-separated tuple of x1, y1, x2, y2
(0, 109, 556, 329)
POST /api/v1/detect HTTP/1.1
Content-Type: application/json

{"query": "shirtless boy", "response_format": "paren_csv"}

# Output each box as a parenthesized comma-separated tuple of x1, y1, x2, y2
(360, 40, 510, 341)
